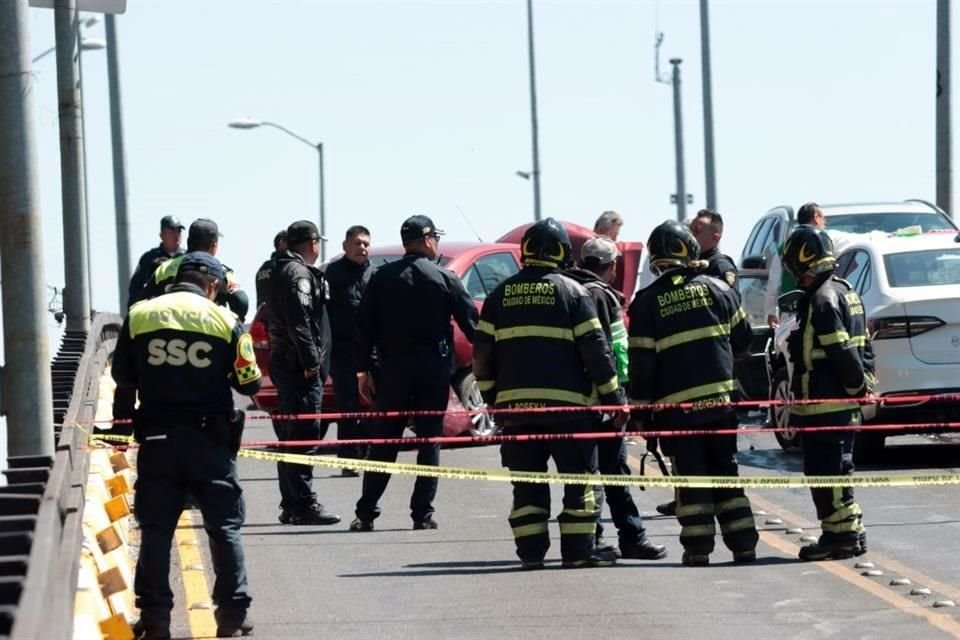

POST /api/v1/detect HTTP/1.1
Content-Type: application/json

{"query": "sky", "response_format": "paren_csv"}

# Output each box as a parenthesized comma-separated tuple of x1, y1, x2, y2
(4, 0, 959, 318)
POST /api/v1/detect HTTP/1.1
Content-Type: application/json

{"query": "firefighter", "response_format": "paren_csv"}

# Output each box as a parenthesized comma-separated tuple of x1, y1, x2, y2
(138, 218, 250, 322)
(113, 253, 260, 639)
(781, 224, 874, 560)
(473, 218, 628, 569)
(268, 220, 341, 526)
(255, 230, 287, 309)
(628, 219, 758, 567)
(566, 236, 667, 560)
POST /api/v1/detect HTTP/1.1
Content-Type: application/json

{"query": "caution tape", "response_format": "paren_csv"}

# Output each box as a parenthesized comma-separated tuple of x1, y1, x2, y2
(88, 434, 960, 489)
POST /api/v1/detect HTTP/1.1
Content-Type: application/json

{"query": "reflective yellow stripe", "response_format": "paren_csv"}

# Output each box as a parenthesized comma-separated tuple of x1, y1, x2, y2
(495, 326, 573, 341)
(731, 307, 747, 324)
(128, 290, 236, 340)
(558, 522, 598, 535)
(821, 519, 860, 534)
(811, 349, 827, 360)
(476, 379, 496, 392)
(629, 336, 656, 349)
(823, 502, 862, 523)
(676, 503, 714, 518)
(656, 379, 735, 405)
(791, 402, 858, 416)
(680, 524, 716, 537)
(596, 376, 619, 395)
(819, 330, 850, 346)
(656, 323, 730, 352)
(845, 385, 865, 396)
(512, 522, 549, 538)
(153, 254, 183, 284)
(610, 320, 628, 339)
(719, 517, 757, 534)
(510, 505, 549, 519)
(477, 320, 496, 336)
(714, 497, 751, 514)
(850, 335, 867, 347)
(573, 317, 602, 337)
(496, 388, 595, 406)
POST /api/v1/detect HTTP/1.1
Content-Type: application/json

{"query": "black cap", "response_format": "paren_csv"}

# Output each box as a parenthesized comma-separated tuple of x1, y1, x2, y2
(401, 215, 445, 243)
(177, 251, 225, 280)
(273, 230, 288, 250)
(187, 218, 222, 246)
(287, 220, 326, 246)
(160, 215, 184, 231)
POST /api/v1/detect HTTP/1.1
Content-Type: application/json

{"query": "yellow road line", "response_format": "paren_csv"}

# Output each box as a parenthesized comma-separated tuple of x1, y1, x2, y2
(175, 510, 217, 638)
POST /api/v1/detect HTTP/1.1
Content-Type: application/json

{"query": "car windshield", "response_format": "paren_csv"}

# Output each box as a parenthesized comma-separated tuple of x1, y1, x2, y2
(884, 248, 960, 287)
(826, 212, 955, 234)
(735, 274, 768, 327)
(368, 254, 452, 267)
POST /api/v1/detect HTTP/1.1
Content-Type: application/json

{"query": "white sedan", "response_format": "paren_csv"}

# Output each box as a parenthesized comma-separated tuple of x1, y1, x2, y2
(835, 230, 960, 457)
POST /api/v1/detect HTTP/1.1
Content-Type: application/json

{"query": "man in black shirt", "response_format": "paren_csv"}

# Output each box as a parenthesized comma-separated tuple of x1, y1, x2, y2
(255, 230, 287, 309)
(690, 209, 738, 288)
(324, 225, 375, 471)
(127, 215, 184, 309)
(350, 215, 478, 531)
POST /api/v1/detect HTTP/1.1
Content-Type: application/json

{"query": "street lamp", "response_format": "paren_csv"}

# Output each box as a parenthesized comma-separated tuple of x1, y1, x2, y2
(228, 118, 327, 261)
(32, 36, 105, 63)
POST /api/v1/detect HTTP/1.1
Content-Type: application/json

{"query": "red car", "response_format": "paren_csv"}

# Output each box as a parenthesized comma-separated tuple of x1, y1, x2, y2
(248, 222, 645, 437)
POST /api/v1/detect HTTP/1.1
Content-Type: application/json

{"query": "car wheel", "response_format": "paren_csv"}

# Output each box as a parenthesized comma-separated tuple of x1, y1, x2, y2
(454, 372, 498, 437)
(771, 366, 802, 452)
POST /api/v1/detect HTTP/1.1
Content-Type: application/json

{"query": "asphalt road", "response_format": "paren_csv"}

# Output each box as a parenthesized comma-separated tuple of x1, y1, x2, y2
(163, 413, 960, 639)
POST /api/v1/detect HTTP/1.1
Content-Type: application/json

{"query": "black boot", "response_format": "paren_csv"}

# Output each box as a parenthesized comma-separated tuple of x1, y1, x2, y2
(619, 538, 668, 560)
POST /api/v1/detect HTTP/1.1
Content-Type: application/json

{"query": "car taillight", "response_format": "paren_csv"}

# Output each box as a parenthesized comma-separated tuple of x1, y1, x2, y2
(869, 316, 944, 340)
(249, 320, 269, 349)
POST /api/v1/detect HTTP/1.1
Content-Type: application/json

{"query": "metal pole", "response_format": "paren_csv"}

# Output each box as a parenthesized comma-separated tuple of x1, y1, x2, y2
(77, 26, 93, 304)
(0, 0, 56, 456)
(700, 0, 717, 209)
(525, 0, 542, 221)
(670, 58, 687, 222)
(54, 0, 90, 332)
(105, 14, 131, 309)
(318, 143, 326, 262)
(936, 0, 953, 217)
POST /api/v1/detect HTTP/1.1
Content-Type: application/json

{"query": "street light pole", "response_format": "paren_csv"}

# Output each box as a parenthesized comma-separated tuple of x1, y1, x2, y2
(936, 0, 953, 217)
(525, 0, 542, 222)
(700, 0, 717, 210)
(670, 58, 687, 223)
(105, 14, 131, 308)
(317, 142, 326, 261)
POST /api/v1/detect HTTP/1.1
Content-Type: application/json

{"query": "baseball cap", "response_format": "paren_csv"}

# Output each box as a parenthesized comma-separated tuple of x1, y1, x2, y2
(188, 218, 223, 246)
(286, 220, 326, 246)
(177, 251, 225, 280)
(273, 230, 288, 250)
(160, 215, 184, 231)
(581, 236, 620, 265)
(401, 215, 445, 243)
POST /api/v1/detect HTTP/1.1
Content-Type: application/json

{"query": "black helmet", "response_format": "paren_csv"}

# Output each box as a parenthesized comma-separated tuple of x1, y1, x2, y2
(521, 218, 573, 268)
(647, 219, 700, 274)
(782, 224, 835, 282)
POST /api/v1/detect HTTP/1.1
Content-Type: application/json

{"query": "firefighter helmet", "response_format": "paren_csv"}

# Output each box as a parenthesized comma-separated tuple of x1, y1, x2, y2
(647, 219, 700, 274)
(781, 224, 835, 282)
(521, 218, 573, 267)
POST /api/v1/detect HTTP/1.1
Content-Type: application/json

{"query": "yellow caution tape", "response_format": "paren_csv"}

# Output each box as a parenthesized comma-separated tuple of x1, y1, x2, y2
(89, 434, 960, 489)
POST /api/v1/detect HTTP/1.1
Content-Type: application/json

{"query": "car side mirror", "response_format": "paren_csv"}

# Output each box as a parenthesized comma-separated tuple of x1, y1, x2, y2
(778, 289, 803, 314)
(742, 255, 766, 269)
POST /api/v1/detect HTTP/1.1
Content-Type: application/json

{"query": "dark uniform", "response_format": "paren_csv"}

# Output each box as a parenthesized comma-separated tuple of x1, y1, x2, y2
(700, 246, 739, 289)
(255, 231, 288, 309)
(628, 220, 758, 566)
(112, 253, 260, 638)
(143, 255, 249, 322)
(474, 218, 625, 569)
(127, 215, 185, 309)
(268, 220, 339, 525)
(352, 215, 478, 530)
(324, 254, 375, 461)
(783, 225, 874, 560)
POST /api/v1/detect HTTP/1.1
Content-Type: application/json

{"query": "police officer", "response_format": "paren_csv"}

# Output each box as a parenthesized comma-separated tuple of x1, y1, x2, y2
(268, 220, 341, 526)
(473, 218, 627, 569)
(324, 225, 374, 472)
(255, 230, 287, 309)
(781, 224, 874, 561)
(628, 220, 758, 567)
(138, 218, 250, 322)
(566, 236, 667, 561)
(113, 253, 260, 639)
(690, 209, 738, 288)
(127, 215, 184, 309)
(350, 215, 478, 531)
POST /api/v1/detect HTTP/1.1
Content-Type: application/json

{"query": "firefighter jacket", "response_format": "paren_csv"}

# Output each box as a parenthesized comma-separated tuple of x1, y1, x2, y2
(324, 256, 375, 369)
(565, 267, 629, 383)
(701, 247, 739, 289)
(268, 249, 332, 378)
(113, 283, 262, 418)
(140, 254, 250, 322)
(787, 274, 876, 418)
(628, 269, 752, 427)
(358, 253, 477, 367)
(473, 266, 626, 427)
(127, 244, 183, 309)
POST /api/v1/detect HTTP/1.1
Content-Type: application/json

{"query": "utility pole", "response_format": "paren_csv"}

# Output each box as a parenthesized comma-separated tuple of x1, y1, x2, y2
(670, 58, 687, 222)
(105, 14, 131, 308)
(700, 0, 717, 210)
(0, 0, 56, 457)
(54, 0, 91, 332)
(318, 142, 326, 262)
(936, 0, 953, 217)
(525, 0, 542, 221)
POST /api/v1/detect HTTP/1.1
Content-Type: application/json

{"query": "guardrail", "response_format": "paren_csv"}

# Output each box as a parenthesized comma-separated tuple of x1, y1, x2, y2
(2, 313, 121, 639)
